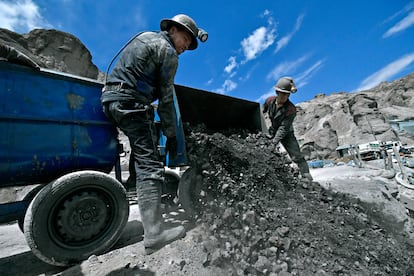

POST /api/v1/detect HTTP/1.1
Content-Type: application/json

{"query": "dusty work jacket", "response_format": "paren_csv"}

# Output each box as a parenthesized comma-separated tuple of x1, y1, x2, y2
(101, 31, 178, 138)
(263, 96, 297, 144)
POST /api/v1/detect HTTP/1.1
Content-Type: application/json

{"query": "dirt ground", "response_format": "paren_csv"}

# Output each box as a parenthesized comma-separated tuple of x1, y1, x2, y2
(1, 130, 414, 276)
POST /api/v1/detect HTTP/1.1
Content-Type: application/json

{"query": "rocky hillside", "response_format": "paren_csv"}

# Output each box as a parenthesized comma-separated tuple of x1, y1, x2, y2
(2, 27, 413, 161)
(294, 74, 414, 160)
(0, 28, 100, 80)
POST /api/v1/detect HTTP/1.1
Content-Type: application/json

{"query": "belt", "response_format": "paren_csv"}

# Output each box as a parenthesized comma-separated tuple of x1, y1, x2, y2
(102, 82, 133, 92)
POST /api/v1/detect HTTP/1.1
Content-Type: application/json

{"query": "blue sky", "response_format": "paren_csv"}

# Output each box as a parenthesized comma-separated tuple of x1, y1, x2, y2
(1, 0, 414, 104)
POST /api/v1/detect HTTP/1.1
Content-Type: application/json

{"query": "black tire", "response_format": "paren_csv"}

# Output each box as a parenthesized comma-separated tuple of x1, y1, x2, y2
(23, 170, 129, 267)
(17, 185, 43, 232)
(159, 170, 181, 210)
(178, 167, 205, 219)
(163, 171, 180, 199)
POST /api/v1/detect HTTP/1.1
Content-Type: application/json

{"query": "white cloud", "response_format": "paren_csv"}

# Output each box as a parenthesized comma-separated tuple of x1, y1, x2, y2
(219, 10, 276, 96)
(241, 26, 276, 62)
(383, 10, 414, 38)
(382, 1, 414, 24)
(224, 56, 237, 74)
(215, 79, 237, 95)
(274, 13, 304, 53)
(262, 9, 271, 17)
(294, 59, 325, 88)
(227, 11, 304, 99)
(0, 0, 51, 32)
(356, 52, 414, 91)
(239, 63, 258, 83)
(266, 55, 309, 81)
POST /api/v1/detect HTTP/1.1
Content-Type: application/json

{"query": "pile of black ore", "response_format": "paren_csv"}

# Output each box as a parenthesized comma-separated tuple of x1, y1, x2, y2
(183, 125, 414, 275)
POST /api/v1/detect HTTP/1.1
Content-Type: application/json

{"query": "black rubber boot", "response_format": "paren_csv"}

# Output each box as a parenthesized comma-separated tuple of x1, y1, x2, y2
(297, 160, 315, 188)
(137, 179, 185, 255)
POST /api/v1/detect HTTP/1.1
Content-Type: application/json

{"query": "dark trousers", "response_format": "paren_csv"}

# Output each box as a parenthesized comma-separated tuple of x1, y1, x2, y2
(280, 132, 310, 175)
(103, 101, 164, 182)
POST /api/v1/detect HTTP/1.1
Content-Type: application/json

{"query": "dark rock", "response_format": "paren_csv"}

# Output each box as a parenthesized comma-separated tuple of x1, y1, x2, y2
(0, 28, 99, 80)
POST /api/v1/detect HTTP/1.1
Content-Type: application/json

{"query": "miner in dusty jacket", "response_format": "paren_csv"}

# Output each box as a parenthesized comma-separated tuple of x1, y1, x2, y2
(101, 14, 207, 254)
(263, 77, 313, 185)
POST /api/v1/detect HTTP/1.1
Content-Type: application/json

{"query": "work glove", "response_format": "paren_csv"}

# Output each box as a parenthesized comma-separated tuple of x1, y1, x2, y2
(264, 126, 275, 139)
(166, 136, 178, 159)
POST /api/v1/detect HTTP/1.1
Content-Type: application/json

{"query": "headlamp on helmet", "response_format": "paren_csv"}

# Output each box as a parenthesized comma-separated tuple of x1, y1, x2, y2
(198, 28, 208, 42)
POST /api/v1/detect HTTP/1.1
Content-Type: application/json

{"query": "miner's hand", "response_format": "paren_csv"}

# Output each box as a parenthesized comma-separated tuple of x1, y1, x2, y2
(166, 136, 178, 159)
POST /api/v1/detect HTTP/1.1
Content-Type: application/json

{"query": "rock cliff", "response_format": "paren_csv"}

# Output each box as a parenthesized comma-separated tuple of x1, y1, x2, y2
(294, 73, 414, 160)
(0, 28, 99, 79)
(1, 28, 413, 160)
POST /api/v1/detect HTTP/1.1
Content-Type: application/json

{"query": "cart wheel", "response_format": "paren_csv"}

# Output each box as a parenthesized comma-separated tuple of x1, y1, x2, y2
(178, 167, 205, 219)
(161, 171, 180, 205)
(23, 170, 129, 267)
(17, 185, 43, 232)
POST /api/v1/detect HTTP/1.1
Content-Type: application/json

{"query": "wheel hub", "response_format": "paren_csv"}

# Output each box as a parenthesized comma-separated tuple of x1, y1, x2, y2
(56, 191, 109, 242)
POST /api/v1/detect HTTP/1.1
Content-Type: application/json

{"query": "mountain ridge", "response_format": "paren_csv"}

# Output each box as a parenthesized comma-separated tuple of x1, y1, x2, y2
(294, 72, 414, 159)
